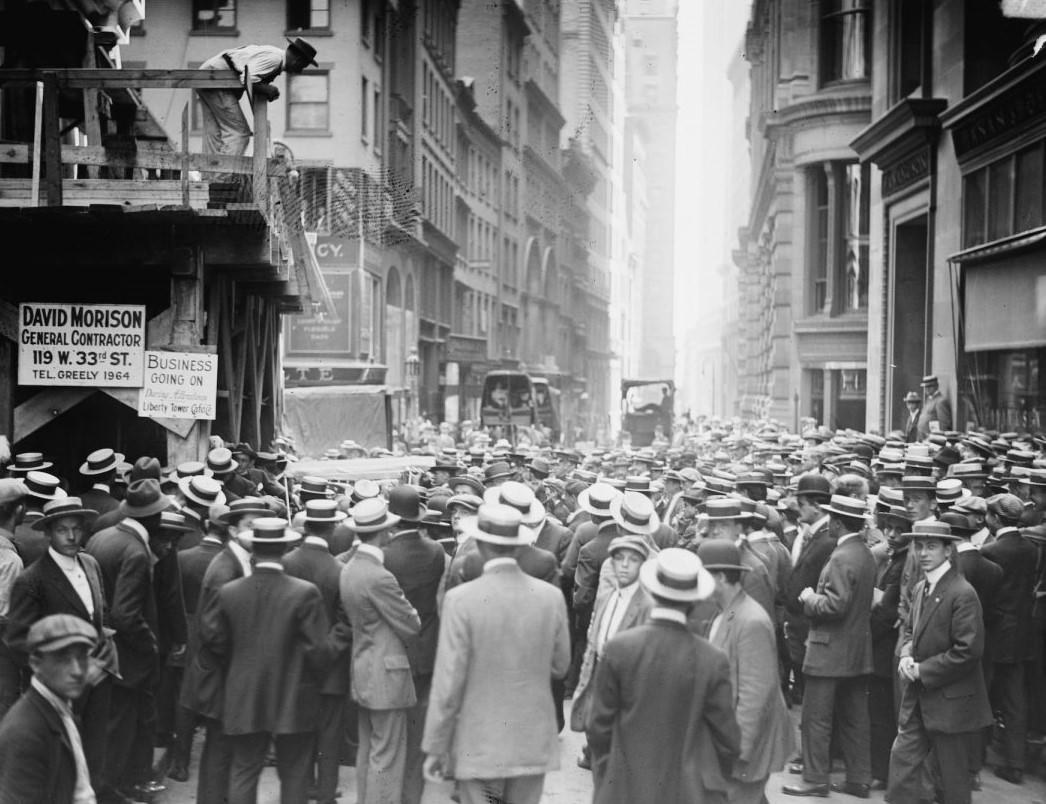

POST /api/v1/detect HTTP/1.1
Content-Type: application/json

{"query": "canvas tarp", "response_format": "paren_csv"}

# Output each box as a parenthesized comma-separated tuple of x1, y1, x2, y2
(282, 385, 388, 458)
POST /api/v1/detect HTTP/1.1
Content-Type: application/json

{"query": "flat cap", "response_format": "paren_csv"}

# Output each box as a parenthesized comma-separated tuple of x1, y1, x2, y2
(27, 614, 97, 654)
(987, 493, 1025, 522)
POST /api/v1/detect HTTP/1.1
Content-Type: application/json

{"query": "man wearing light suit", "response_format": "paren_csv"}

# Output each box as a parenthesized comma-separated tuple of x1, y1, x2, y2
(888, 522, 993, 804)
(699, 540, 794, 804)
(784, 494, 876, 799)
(423, 503, 571, 804)
(340, 498, 421, 804)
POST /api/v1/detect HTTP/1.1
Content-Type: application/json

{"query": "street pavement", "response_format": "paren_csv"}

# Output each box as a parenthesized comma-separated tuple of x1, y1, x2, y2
(161, 701, 1046, 803)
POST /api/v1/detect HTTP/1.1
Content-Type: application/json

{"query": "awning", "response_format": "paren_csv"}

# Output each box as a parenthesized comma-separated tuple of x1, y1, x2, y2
(963, 250, 1046, 352)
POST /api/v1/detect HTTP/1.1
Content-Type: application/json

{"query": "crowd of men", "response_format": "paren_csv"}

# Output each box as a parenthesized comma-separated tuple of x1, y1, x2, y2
(0, 409, 1044, 804)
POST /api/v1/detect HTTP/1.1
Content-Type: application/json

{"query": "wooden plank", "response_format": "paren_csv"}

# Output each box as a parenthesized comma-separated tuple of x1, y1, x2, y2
(14, 388, 94, 441)
(82, 33, 102, 180)
(181, 104, 190, 207)
(41, 75, 62, 206)
(0, 69, 243, 90)
(252, 93, 269, 213)
(0, 143, 29, 164)
(30, 82, 43, 206)
(0, 145, 287, 178)
(0, 299, 17, 342)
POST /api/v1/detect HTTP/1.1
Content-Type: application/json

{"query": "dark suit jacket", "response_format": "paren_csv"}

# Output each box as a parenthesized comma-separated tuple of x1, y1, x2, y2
(0, 687, 76, 804)
(152, 547, 188, 655)
(784, 520, 836, 642)
(12, 517, 47, 567)
(79, 486, 120, 519)
(801, 535, 876, 678)
(453, 541, 560, 590)
(85, 521, 158, 687)
(535, 518, 571, 566)
(587, 618, 741, 804)
(6, 551, 108, 665)
(88, 507, 124, 536)
(900, 567, 993, 733)
(574, 526, 618, 610)
(870, 548, 906, 678)
(180, 546, 244, 719)
(381, 529, 448, 678)
(980, 529, 1038, 662)
(178, 539, 223, 619)
(562, 520, 600, 583)
(956, 546, 1003, 666)
(203, 566, 331, 735)
(282, 540, 353, 694)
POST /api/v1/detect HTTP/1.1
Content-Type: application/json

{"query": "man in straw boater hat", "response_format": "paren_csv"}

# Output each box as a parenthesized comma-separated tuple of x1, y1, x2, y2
(586, 547, 740, 804)
(78, 448, 125, 518)
(0, 613, 99, 803)
(422, 503, 570, 804)
(0, 478, 27, 720)
(201, 517, 331, 803)
(382, 485, 451, 804)
(340, 497, 422, 804)
(784, 494, 876, 799)
(5, 493, 117, 783)
(180, 495, 271, 802)
(887, 522, 993, 804)
(14, 470, 66, 568)
(697, 540, 793, 804)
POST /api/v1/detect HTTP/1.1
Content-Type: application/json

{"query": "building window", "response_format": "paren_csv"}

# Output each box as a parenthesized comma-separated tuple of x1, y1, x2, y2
(891, 0, 926, 102)
(819, 0, 870, 85)
(963, 140, 1046, 249)
(811, 167, 829, 312)
(373, 87, 382, 151)
(361, 77, 369, 140)
(361, 0, 371, 45)
(287, 71, 330, 130)
(193, 0, 236, 32)
(287, 0, 330, 31)
(842, 163, 870, 313)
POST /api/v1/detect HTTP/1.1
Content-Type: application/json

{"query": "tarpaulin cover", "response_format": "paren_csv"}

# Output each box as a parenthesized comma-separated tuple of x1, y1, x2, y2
(282, 386, 388, 458)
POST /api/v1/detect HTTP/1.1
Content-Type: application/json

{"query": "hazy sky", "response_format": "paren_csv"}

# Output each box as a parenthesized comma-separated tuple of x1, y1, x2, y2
(674, 0, 751, 336)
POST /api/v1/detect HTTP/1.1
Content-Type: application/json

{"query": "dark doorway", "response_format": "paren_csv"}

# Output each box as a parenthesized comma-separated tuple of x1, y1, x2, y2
(891, 215, 928, 431)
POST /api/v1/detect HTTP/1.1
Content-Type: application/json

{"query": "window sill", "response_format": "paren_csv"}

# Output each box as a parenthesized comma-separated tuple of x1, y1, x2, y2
(190, 29, 241, 37)
(284, 129, 334, 137)
(284, 28, 333, 37)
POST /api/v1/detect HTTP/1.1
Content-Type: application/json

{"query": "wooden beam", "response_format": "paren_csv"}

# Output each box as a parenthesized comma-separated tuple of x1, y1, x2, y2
(98, 388, 196, 438)
(14, 388, 93, 441)
(0, 69, 243, 91)
(0, 299, 16, 343)
(41, 75, 62, 206)
(252, 93, 269, 213)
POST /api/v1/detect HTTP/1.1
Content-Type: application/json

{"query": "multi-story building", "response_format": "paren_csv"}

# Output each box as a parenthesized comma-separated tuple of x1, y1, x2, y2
(853, 1, 1044, 433)
(623, 0, 678, 383)
(735, 0, 872, 430)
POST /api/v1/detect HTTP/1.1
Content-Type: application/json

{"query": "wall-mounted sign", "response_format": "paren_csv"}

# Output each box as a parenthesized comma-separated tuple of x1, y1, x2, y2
(18, 303, 145, 387)
(137, 351, 218, 420)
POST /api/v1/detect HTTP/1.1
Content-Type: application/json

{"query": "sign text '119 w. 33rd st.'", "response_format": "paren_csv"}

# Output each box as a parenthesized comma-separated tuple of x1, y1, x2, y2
(18, 303, 145, 387)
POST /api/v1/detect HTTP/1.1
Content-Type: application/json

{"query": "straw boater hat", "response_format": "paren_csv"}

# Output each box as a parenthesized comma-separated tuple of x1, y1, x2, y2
(79, 448, 125, 477)
(696, 540, 750, 573)
(821, 494, 869, 520)
(610, 491, 659, 535)
(639, 548, 715, 602)
(901, 475, 936, 494)
(704, 498, 748, 521)
(119, 479, 173, 519)
(345, 498, 400, 534)
(179, 476, 226, 509)
(299, 476, 335, 498)
(32, 497, 98, 531)
(904, 521, 960, 541)
(206, 447, 238, 476)
(241, 516, 302, 544)
(576, 482, 620, 518)
(8, 452, 53, 474)
(158, 510, 196, 535)
(24, 471, 67, 502)
(218, 496, 272, 524)
(302, 498, 348, 524)
(483, 481, 545, 527)
(461, 503, 527, 546)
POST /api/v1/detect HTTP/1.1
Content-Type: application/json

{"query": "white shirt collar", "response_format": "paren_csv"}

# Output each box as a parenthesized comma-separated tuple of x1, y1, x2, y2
(838, 532, 861, 545)
(254, 561, 284, 571)
(356, 542, 384, 564)
(809, 514, 830, 533)
(304, 535, 329, 548)
(956, 541, 977, 553)
(91, 483, 110, 493)
(483, 556, 518, 572)
(202, 535, 223, 546)
(924, 559, 951, 593)
(228, 539, 253, 576)
(649, 606, 687, 625)
(48, 547, 81, 571)
(916, 514, 938, 525)
(31, 675, 72, 710)
(122, 517, 150, 548)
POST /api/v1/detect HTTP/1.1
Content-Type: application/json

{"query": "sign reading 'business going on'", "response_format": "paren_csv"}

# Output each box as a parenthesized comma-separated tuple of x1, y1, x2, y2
(18, 303, 145, 387)
(137, 351, 218, 420)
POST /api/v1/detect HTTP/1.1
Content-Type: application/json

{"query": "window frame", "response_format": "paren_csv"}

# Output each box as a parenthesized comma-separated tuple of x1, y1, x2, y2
(191, 0, 238, 34)
(285, 68, 332, 133)
(816, 0, 871, 88)
(286, 0, 331, 34)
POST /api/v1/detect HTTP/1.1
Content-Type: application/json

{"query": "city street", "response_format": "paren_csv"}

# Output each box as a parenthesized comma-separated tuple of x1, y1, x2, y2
(163, 704, 1046, 804)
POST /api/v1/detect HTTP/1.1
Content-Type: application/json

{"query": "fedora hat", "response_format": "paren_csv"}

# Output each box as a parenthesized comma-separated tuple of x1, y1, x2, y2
(119, 479, 173, 519)
(939, 511, 976, 536)
(696, 540, 749, 573)
(482, 461, 514, 484)
(704, 498, 748, 521)
(576, 482, 620, 518)
(821, 494, 868, 519)
(158, 510, 196, 535)
(610, 491, 659, 535)
(299, 476, 334, 497)
(461, 503, 526, 546)
(432, 454, 463, 472)
(206, 447, 239, 475)
(219, 496, 272, 524)
(388, 485, 431, 523)
(31, 497, 98, 531)
(179, 476, 226, 509)
(345, 498, 400, 534)
(484, 481, 545, 527)
(8, 452, 52, 474)
(607, 534, 653, 560)
(639, 548, 715, 602)
(525, 457, 552, 478)
(904, 521, 960, 541)
(241, 516, 301, 544)
(24, 472, 67, 502)
(79, 448, 124, 477)
(302, 498, 348, 523)
(130, 456, 162, 482)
